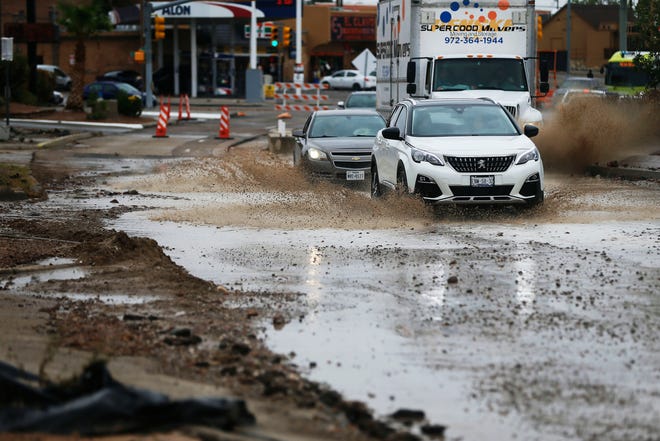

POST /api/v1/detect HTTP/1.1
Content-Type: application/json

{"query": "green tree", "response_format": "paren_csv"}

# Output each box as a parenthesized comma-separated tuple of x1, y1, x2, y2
(634, 0, 660, 88)
(57, 0, 112, 111)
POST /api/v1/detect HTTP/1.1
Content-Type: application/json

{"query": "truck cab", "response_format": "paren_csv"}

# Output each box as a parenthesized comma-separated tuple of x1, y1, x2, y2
(405, 55, 548, 126)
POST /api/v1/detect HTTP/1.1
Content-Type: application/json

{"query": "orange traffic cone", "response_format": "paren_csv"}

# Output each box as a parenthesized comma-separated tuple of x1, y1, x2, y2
(178, 94, 191, 121)
(153, 97, 170, 138)
(215, 106, 232, 139)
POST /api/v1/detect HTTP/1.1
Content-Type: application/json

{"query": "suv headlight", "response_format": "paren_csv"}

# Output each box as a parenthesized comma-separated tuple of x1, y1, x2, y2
(308, 147, 328, 161)
(411, 147, 444, 166)
(516, 148, 539, 165)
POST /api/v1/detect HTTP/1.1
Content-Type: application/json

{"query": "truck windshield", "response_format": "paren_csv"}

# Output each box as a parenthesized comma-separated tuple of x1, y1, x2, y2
(433, 58, 528, 92)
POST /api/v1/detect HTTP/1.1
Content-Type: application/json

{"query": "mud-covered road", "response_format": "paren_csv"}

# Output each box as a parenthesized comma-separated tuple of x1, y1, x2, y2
(1, 96, 659, 441)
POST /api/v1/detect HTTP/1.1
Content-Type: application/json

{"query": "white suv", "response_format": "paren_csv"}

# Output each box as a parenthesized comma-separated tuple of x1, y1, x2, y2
(371, 98, 544, 206)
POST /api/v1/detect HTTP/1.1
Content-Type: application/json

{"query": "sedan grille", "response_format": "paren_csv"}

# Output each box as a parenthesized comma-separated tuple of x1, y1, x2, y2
(445, 155, 515, 173)
(331, 150, 372, 170)
(504, 106, 517, 118)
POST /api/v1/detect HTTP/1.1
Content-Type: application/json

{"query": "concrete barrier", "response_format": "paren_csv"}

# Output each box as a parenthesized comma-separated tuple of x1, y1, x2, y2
(267, 129, 296, 154)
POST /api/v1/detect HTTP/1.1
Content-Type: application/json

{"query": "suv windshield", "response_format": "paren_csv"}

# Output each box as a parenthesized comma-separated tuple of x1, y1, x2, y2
(411, 104, 519, 137)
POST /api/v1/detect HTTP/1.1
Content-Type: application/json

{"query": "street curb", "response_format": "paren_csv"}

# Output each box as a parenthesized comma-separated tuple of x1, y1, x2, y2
(588, 165, 660, 181)
(37, 132, 96, 149)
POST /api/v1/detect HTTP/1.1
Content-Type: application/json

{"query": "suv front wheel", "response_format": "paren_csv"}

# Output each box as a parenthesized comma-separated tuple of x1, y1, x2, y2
(371, 163, 382, 198)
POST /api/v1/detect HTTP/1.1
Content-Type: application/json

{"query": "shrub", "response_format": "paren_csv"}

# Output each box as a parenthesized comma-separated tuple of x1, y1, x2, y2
(86, 91, 107, 120)
(117, 90, 142, 117)
(35, 69, 55, 105)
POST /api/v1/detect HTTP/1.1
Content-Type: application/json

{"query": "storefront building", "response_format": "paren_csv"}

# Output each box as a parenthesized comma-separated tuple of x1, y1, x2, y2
(1, 0, 376, 97)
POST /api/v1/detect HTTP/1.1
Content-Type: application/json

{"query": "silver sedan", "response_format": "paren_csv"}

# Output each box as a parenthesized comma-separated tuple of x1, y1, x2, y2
(292, 109, 386, 183)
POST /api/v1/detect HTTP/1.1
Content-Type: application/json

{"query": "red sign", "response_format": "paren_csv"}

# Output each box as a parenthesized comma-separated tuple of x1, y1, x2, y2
(330, 16, 376, 42)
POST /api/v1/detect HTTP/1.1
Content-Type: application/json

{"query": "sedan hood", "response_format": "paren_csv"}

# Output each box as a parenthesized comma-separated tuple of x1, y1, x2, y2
(407, 135, 537, 156)
(307, 137, 377, 151)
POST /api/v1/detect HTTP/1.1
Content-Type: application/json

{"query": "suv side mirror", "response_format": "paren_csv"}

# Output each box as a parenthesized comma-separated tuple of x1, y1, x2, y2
(381, 127, 402, 140)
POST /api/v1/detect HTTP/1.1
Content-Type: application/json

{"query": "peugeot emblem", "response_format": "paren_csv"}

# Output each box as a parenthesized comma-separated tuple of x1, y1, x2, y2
(477, 159, 486, 169)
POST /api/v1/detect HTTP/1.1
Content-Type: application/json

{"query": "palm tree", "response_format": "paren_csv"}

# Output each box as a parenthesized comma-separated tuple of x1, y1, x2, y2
(57, 0, 112, 111)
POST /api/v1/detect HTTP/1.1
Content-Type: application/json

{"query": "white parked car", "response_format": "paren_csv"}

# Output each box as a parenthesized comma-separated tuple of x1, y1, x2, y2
(320, 69, 376, 90)
(371, 98, 544, 206)
(37, 64, 72, 91)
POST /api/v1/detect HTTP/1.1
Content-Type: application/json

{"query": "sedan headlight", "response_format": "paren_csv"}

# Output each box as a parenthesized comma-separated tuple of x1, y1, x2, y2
(516, 148, 539, 165)
(308, 147, 328, 161)
(411, 147, 444, 166)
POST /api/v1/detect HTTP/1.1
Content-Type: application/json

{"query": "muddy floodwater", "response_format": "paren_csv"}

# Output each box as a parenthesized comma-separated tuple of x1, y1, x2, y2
(7, 96, 658, 440)
(34, 138, 653, 441)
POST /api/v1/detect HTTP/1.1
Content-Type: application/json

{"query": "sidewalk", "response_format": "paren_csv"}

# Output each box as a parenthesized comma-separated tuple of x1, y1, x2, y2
(588, 150, 660, 181)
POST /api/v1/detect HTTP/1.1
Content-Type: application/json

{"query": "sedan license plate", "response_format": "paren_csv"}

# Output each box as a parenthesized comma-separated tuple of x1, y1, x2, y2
(471, 175, 494, 187)
(346, 170, 365, 181)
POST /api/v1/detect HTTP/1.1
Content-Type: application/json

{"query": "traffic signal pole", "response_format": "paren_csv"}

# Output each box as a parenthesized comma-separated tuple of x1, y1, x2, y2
(143, 0, 193, 109)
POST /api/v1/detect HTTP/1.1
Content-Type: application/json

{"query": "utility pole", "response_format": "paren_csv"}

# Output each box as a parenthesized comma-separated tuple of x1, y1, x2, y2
(618, 0, 627, 51)
(566, 0, 571, 75)
(143, 0, 193, 109)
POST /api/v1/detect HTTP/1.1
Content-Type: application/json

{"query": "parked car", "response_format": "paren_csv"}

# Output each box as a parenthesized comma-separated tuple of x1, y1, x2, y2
(37, 64, 72, 91)
(51, 90, 65, 106)
(96, 70, 143, 90)
(338, 91, 377, 109)
(371, 97, 544, 206)
(82, 81, 146, 112)
(320, 69, 376, 91)
(292, 109, 386, 183)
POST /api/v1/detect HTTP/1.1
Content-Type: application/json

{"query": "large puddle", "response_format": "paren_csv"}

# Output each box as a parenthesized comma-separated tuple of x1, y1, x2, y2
(107, 202, 659, 440)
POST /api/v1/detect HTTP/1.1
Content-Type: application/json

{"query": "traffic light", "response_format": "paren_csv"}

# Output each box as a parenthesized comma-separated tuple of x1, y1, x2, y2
(282, 26, 292, 48)
(133, 49, 144, 63)
(537, 15, 543, 40)
(270, 25, 279, 48)
(154, 15, 166, 40)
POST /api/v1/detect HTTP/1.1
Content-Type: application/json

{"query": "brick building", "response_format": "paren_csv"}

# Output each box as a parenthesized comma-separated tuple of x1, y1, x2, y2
(537, 4, 637, 72)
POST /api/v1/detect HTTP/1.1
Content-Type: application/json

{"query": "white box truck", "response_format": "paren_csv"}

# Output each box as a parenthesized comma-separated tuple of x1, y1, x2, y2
(376, 0, 549, 126)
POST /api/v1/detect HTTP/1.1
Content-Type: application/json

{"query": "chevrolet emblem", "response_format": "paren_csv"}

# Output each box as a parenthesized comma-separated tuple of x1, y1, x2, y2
(352, 157, 360, 161)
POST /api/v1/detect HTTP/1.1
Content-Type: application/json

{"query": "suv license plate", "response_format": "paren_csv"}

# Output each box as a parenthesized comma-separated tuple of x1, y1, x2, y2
(471, 175, 494, 187)
(346, 170, 365, 181)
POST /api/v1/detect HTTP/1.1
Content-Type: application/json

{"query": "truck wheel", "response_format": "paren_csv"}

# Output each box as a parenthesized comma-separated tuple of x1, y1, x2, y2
(371, 163, 382, 198)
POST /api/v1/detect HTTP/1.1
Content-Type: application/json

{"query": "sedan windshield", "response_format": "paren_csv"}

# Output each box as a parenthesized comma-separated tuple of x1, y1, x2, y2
(411, 104, 519, 137)
(310, 114, 385, 138)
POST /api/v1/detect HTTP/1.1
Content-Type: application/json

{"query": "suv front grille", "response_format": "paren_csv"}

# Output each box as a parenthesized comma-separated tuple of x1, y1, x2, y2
(449, 185, 514, 196)
(445, 155, 515, 173)
(331, 150, 371, 170)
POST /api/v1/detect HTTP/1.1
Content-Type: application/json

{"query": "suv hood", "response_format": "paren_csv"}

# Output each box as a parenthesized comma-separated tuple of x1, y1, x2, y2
(408, 135, 537, 156)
